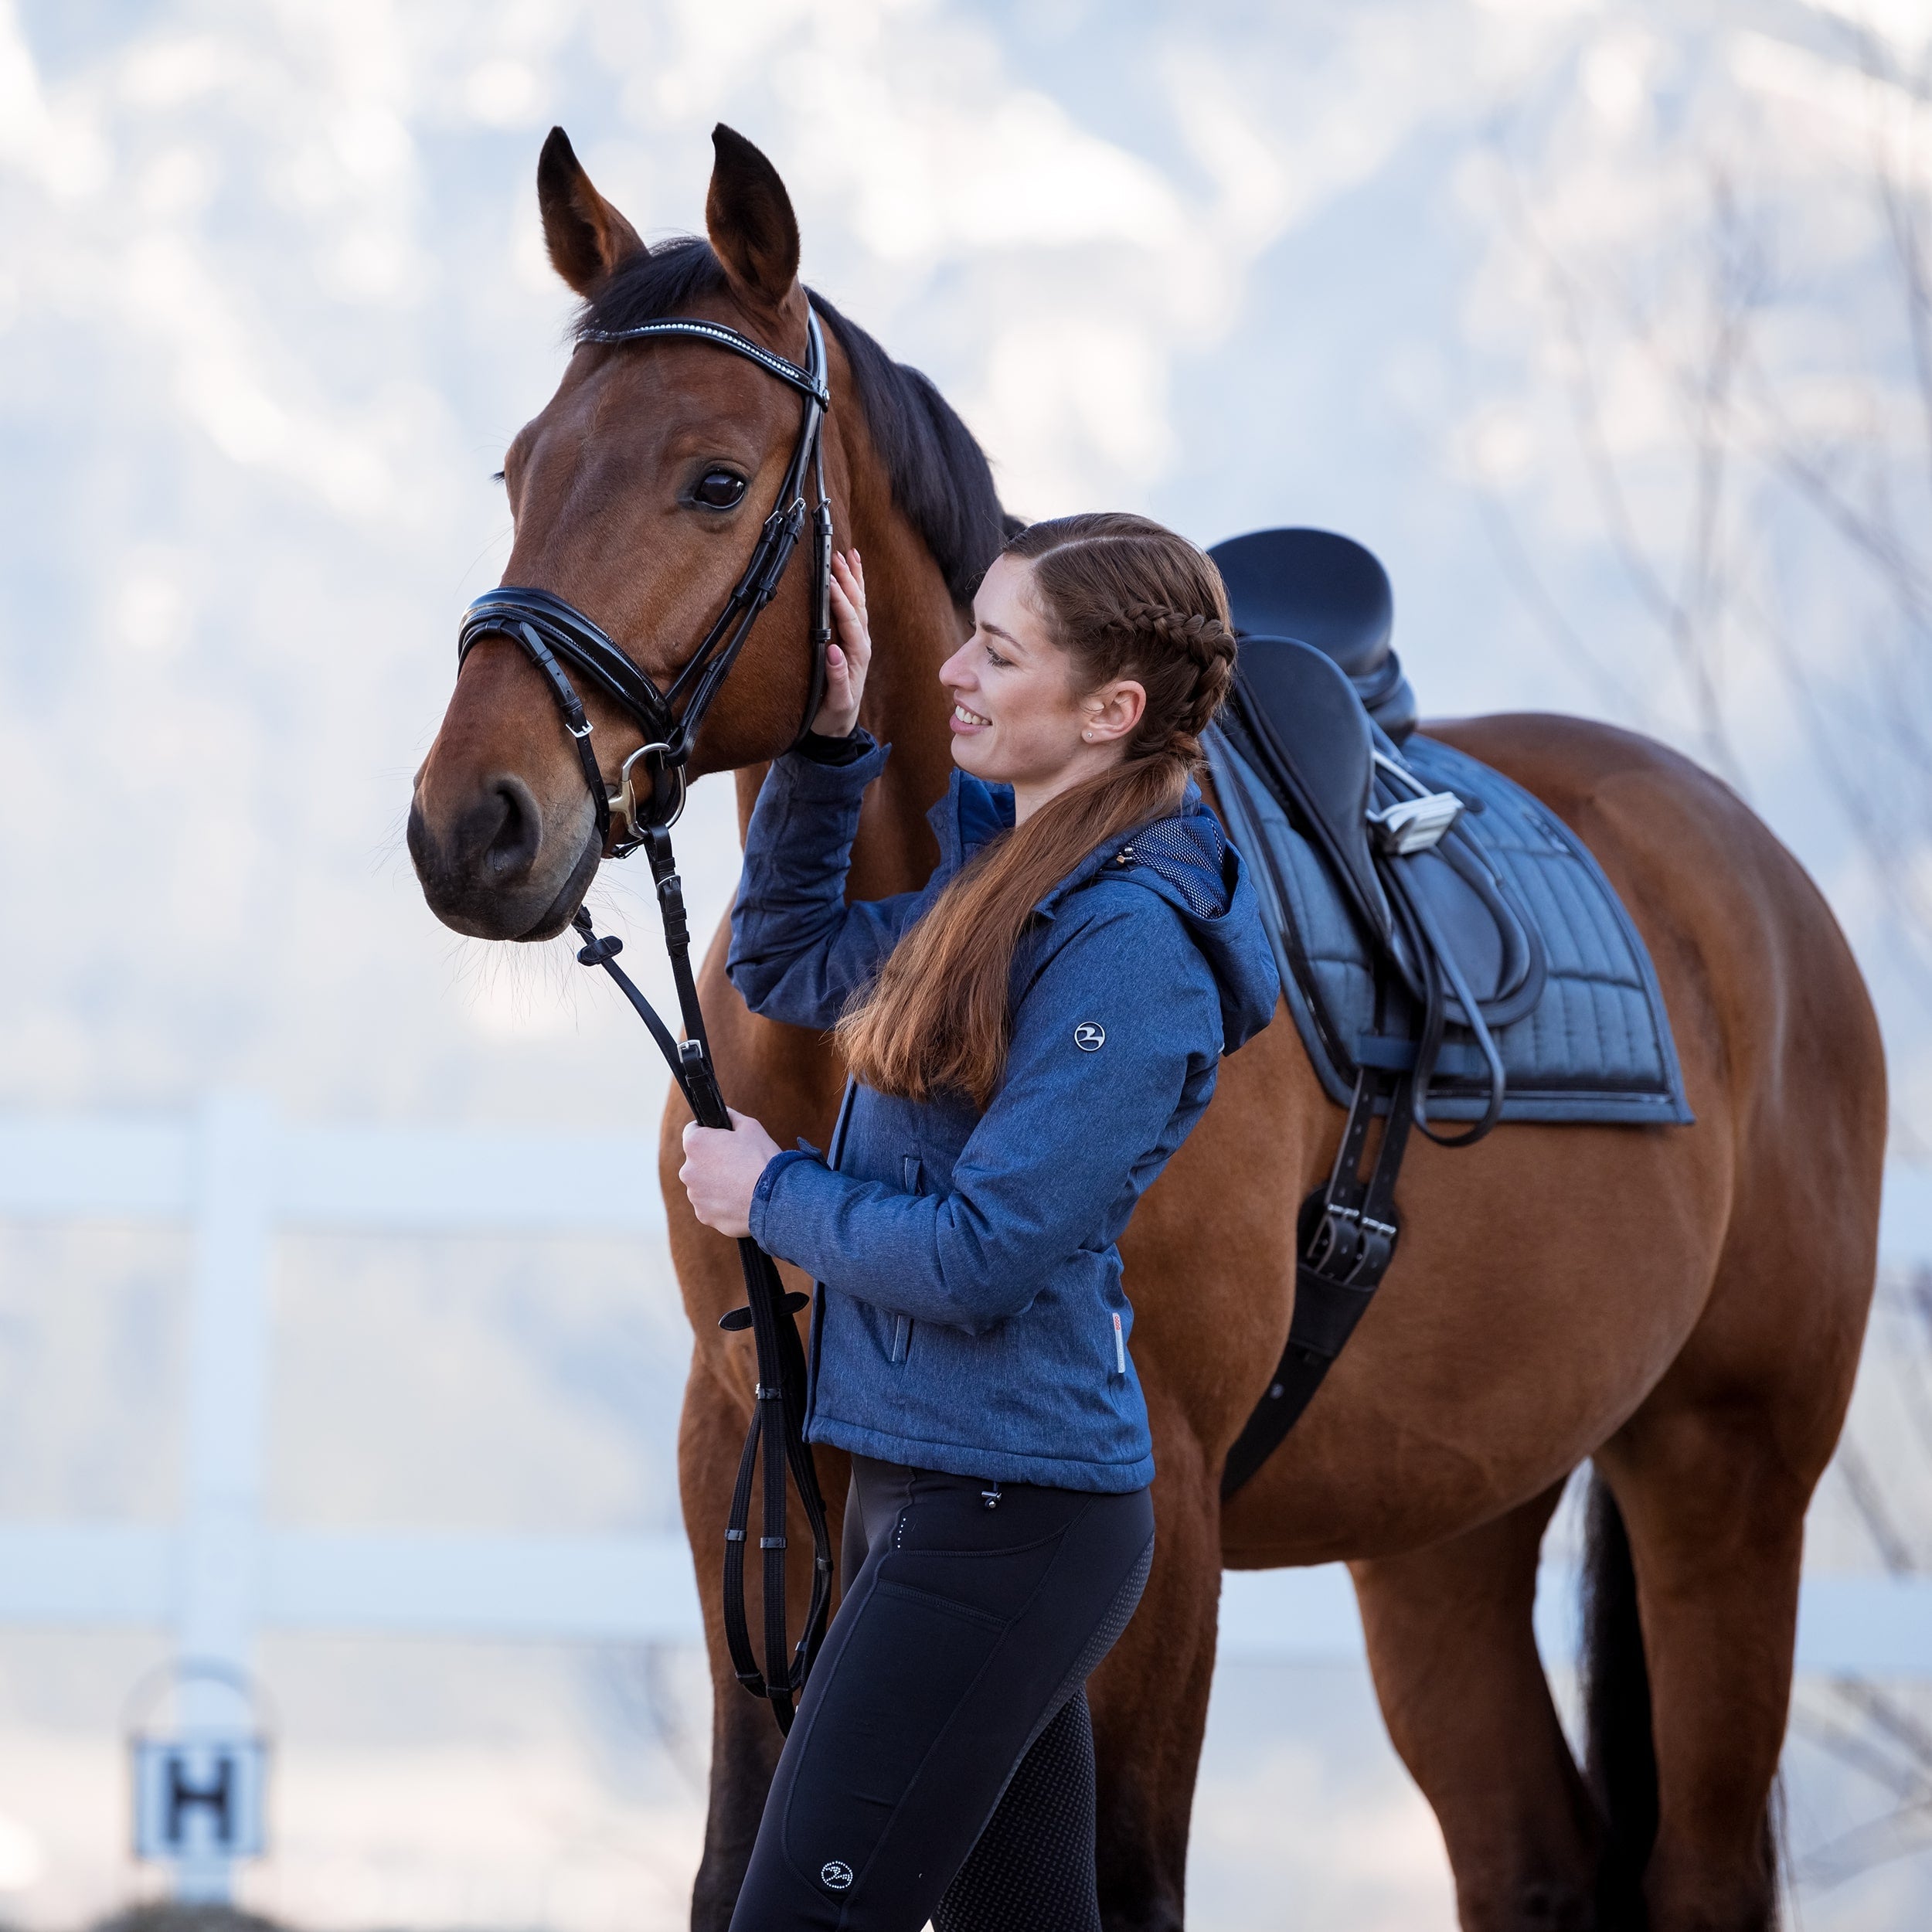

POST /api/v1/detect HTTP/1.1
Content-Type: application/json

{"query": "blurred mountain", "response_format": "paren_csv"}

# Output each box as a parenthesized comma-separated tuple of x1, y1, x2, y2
(1, 0, 1925, 1128)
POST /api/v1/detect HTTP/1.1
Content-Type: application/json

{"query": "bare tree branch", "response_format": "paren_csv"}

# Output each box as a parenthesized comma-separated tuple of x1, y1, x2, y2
(1791, 1698, 1930, 1800)
(1794, 1800, 1932, 1889)
(1485, 134, 1758, 789)
(1831, 1677, 1932, 1774)
(1832, 1434, 1921, 1576)
(1469, 481, 1664, 725)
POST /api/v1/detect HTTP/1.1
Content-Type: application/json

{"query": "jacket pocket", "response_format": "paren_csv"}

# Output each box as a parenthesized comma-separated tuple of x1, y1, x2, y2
(889, 1156, 923, 1366)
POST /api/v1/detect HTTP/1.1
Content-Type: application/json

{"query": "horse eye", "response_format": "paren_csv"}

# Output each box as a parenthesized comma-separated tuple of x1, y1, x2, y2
(693, 468, 747, 509)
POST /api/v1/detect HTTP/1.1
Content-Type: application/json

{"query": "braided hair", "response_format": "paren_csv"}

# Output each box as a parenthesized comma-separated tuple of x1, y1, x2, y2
(840, 513, 1240, 1107)
(1117, 599, 1238, 760)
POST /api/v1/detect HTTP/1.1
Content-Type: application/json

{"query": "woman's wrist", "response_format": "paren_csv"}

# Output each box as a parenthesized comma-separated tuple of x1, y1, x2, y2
(794, 726, 872, 767)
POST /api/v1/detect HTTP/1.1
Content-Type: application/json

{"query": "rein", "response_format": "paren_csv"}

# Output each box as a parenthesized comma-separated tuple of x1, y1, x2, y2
(454, 308, 838, 1733)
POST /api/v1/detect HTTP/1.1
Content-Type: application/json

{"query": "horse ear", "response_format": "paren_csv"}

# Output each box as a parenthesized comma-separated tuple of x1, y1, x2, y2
(537, 126, 645, 294)
(705, 124, 800, 314)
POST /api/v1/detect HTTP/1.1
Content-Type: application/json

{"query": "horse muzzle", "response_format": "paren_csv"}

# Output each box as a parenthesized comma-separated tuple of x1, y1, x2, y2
(406, 769, 601, 941)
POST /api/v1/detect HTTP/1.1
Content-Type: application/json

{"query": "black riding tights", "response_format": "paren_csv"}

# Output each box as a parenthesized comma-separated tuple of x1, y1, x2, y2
(726, 1455, 1155, 1931)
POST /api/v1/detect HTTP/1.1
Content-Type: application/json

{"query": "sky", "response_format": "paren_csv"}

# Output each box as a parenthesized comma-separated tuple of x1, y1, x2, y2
(2, 1, 1931, 1925)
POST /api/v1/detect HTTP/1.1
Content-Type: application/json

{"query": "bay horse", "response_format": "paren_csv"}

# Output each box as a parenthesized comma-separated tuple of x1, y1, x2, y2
(408, 124, 1884, 1931)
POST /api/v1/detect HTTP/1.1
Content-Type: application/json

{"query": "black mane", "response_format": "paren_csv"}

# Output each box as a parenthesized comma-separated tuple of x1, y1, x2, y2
(577, 238, 1012, 606)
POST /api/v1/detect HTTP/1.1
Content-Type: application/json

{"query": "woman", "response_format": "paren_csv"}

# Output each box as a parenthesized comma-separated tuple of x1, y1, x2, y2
(679, 514, 1279, 1930)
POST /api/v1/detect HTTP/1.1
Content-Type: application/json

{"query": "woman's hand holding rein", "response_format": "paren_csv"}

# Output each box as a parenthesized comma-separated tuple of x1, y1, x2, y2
(680, 1109, 784, 1241)
(812, 549, 871, 738)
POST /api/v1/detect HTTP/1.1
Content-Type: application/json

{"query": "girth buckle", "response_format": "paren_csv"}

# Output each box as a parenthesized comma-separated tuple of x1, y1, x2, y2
(1304, 1202, 1397, 1287)
(1305, 1202, 1362, 1280)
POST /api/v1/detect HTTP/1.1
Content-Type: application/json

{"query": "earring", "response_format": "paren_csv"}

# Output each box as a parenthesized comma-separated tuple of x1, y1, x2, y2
(1082, 729, 1094, 740)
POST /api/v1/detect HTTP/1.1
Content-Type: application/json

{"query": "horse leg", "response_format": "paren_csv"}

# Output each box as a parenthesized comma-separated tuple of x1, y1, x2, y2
(1592, 1140, 1874, 1932)
(1352, 1480, 1603, 1930)
(679, 1358, 782, 1930)
(1594, 1403, 1811, 1931)
(1090, 1408, 1223, 1932)
(680, 1355, 851, 1930)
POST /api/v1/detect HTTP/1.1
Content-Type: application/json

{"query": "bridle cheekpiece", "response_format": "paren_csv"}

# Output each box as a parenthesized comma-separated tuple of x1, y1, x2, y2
(455, 306, 834, 856)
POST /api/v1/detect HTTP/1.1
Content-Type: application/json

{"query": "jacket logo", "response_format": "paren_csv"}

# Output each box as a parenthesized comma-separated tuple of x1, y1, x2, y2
(1074, 1022, 1106, 1052)
(821, 1859, 854, 1890)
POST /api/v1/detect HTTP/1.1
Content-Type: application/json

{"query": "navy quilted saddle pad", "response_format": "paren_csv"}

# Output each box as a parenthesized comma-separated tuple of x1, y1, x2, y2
(1206, 722, 1692, 1128)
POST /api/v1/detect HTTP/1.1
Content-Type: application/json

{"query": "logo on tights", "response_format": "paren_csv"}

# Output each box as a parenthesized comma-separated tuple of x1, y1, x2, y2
(820, 1859, 854, 1890)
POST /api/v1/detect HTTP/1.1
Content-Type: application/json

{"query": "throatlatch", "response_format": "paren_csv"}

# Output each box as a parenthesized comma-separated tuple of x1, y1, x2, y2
(454, 306, 839, 1734)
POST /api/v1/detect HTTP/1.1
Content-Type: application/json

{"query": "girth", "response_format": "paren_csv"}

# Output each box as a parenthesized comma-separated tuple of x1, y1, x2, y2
(451, 307, 840, 1734)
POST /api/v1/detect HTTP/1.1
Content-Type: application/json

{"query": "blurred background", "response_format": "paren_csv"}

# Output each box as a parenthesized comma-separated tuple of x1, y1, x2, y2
(4, 0, 1932, 1925)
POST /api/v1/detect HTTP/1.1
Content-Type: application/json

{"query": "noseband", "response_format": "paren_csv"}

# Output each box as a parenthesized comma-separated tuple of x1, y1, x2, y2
(456, 307, 834, 855)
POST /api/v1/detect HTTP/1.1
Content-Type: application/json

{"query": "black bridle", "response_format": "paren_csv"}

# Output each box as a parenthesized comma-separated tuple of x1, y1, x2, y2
(457, 307, 834, 853)
(452, 308, 838, 1733)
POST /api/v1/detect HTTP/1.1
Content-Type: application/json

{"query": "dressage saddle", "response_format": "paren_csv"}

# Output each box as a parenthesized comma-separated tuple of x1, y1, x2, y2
(1204, 529, 1689, 1495)
(1209, 529, 1546, 1145)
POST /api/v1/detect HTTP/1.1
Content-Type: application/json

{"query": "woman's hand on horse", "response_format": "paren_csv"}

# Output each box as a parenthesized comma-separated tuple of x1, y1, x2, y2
(813, 549, 870, 738)
(679, 1108, 783, 1240)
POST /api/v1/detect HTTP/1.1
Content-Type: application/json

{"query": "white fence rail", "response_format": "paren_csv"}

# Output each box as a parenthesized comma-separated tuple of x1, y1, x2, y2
(1, 1096, 1929, 1888)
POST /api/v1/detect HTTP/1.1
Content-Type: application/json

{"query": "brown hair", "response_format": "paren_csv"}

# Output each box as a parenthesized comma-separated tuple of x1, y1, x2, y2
(838, 512, 1237, 1106)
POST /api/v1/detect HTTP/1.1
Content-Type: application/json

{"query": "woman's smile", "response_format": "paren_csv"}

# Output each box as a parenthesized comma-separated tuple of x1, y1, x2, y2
(935, 552, 1150, 819)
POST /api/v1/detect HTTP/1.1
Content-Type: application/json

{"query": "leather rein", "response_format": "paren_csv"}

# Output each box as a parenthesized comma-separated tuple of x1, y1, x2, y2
(452, 307, 838, 1733)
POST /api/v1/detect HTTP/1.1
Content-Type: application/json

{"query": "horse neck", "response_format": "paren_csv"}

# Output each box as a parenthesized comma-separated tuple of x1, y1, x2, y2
(733, 439, 963, 898)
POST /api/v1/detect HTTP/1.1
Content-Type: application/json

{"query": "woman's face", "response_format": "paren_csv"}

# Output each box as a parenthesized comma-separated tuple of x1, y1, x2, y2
(939, 556, 1145, 818)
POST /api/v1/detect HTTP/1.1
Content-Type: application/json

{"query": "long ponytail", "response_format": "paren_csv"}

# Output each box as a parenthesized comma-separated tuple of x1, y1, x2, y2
(838, 514, 1236, 1107)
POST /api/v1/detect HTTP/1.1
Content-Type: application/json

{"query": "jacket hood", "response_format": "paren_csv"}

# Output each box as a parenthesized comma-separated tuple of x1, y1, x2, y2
(927, 770, 1281, 1054)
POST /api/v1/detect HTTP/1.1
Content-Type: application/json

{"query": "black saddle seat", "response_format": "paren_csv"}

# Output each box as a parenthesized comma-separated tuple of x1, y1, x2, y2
(1209, 527, 1417, 741)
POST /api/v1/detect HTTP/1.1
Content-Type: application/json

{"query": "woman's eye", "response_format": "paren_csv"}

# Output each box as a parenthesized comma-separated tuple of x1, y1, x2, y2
(693, 468, 747, 509)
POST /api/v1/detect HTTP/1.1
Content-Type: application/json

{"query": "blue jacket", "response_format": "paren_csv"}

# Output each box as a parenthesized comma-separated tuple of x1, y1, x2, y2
(728, 733, 1280, 1492)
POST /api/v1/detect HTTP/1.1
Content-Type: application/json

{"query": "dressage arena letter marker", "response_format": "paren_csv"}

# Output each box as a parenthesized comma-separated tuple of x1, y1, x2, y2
(131, 1736, 267, 1863)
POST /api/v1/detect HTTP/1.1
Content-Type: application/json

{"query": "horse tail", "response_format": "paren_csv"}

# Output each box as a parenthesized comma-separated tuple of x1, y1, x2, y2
(1581, 1470, 1657, 1924)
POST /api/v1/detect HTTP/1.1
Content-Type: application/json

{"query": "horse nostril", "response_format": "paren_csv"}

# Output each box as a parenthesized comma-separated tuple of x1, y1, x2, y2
(483, 775, 543, 884)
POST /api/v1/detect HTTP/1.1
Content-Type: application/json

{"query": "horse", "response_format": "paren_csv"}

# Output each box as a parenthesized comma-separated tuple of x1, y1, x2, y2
(408, 123, 1885, 1932)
